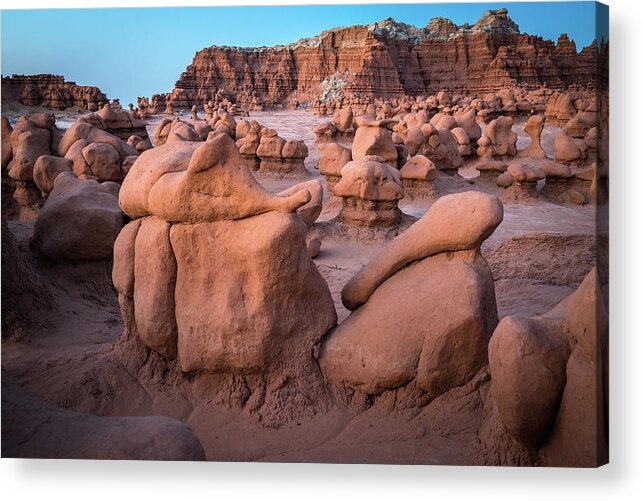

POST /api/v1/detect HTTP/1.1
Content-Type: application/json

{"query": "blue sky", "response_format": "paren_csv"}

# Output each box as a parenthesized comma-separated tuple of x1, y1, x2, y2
(1, 2, 604, 106)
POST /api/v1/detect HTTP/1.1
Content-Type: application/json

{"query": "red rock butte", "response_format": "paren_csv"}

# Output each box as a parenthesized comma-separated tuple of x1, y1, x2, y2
(169, 9, 601, 109)
(1, 74, 108, 111)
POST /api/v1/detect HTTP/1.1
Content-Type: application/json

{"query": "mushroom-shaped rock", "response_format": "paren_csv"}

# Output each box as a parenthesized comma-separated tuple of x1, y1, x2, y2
(502, 162, 545, 201)
(522, 114, 547, 159)
(399, 155, 437, 184)
(280, 139, 309, 174)
(256, 131, 286, 171)
(321, 192, 503, 396)
(475, 160, 507, 179)
(333, 159, 403, 227)
(352, 118, 398, 165)
(32, 173, 122, 261)
(507, 162, 545, 184)
(112, 140, 337, 372)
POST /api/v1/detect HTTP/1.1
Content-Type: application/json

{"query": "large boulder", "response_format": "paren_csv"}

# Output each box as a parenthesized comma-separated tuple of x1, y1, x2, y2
(32, 155, 73, 195)
(32, 173, 123, 261)
(486, 268, 608, 466)
(488, 316, 569, 448)
(554, 131, 587, 165)
(321, 192, 503, 397)
(2, 377, 205, 460)
(1, 116, 14, 169)
(114, 135, 337, 373)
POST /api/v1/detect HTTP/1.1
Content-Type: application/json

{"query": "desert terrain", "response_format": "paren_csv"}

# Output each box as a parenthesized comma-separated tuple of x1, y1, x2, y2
(1, 8, 608, 466)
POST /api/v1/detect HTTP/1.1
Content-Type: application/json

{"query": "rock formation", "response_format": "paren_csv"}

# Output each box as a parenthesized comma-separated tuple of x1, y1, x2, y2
(115, 134, 336, 372)
(333, 158, 404, 227)
(318, 142, 352, 189)
(351, 116, 398, 165)
(2, 74, 107, 111)
(32, 172, 123, 262)
(2, 376, 205, 460)
(321, 191, 503, 396)
(98, 104, 150, 142)
(170, 9, 599, 108)
(500, 161, 546, 201)
(477, 116, 518, 160)
(57, 116, 139, 182)
(487, 268, 608, 466)
(418, 124, 463, 169)
(5, 113, 60, 219)
(522, 114, 547, 159)
(236, 120, 263, 170)
(256, 128, 309, 174)
(399, 154, 437, 188)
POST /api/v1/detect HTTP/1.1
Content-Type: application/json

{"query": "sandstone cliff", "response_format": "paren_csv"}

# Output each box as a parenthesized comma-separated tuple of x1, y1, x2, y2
(1, 74, 108, 111)
(170, 9, 599, 108)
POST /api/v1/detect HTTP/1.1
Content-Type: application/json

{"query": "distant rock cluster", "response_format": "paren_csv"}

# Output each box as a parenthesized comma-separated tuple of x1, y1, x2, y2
(1, 74, 108, 111)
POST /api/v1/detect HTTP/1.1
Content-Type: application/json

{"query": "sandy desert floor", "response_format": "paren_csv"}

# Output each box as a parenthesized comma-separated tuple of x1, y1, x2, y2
(1, 110, 596, 464)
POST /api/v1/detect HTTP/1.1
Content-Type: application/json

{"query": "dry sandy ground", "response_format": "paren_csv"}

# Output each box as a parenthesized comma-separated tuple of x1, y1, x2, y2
(2, 110, 595, 463)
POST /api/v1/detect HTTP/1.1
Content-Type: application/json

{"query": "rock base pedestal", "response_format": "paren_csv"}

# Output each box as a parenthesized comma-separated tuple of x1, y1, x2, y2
(339, 197, 401, 228)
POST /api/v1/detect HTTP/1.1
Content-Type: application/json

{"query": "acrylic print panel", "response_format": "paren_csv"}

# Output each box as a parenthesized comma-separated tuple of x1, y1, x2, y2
(1, 1, 608, 467)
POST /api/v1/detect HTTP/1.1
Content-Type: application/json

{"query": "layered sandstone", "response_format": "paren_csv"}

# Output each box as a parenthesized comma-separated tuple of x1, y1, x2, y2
(170, 9, 599, 108)
(1, 74, 108, 111)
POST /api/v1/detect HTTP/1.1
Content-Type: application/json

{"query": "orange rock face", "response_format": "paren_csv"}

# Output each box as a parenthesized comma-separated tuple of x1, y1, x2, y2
(170, 10, 598, 108)
(2, 74, 108, 111)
